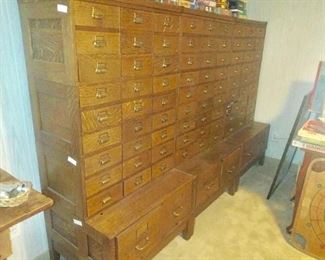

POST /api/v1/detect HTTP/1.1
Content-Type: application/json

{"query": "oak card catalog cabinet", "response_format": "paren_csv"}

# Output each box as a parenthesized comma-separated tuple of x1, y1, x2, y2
(18, 0, 269, 259)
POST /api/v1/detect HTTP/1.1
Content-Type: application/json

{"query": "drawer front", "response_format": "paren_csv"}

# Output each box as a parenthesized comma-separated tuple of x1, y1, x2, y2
(216, 52, 231, 66)
(87, 182, 123, 216)
(122, 98, 152, 120)
(82, 126, 121, 154)
(121, 8, 153, 31)
(79, 83, 121, 108)
(181, 55, 200, 71)
(152, 92, 177, 113)
(180, 71, 199, 87)
(178, 102, 197, 120)
(196, 113, 211, 127)
(152, 125, 175, 146)
(153, 56, 179, 76)
(154, 13, 179, 33)
(214, 79, 229, 94)
(200, 37, 217, 52)
(203, 20, 218, 35)
(122, 78, 153, 100)
(222, 147, 241, 182)
(228, 65, 241, 78)
(123, 150, 152, 178)
(197, 84, 214, 99)
(200, 53, 216, 68)
(181, 36, 200, 53)
(215, 67, 228, 80)
(231, 52, 245, 64)
(121, 32, 152, 55)
(216, 22, 233, 36)
(123, 116, 152, 142)
(118, 207, 161, 260)
(84, 145, 122, 177)
(74, 1, 120, 29)
(197, 98, 213, 114)
(75, 31, 120, 55)
(152, 139, 175, 163)
(124, 167, 152, 195)
(176, 130, 197, 150)
(81, 104, 121, 133)
(210, 118, 225, 142)
(85, 164, 122, 197)
(178, 86, 196, 104)
(176, 143, 196, 164)
(232, 39, 244, 51)
(152, 155, 174, 179)
(216, 38, 231, 52)
(181, 17, 203, 34)
(199, 69, 215, 84)
(153, 35, 179, 55)
(123, 134, 151, 160)
(153, 74, 178, 94)
(196, 137, 209, 152)
(152, 109, 176, 131)
(196, 177, 219, 208)
(178, 118, 196, 135)
(78, 55, 120, 83)
(122, 56, 153, 78)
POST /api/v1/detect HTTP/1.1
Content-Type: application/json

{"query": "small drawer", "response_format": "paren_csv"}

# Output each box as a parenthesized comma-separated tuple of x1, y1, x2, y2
(181, 55, 200, 71)
(123, 135, 151, 160)
(228, 65, 241, 78)
(233, 24, 246, 37)
(152, 155, 174, 179)
(84, 145, 122, 177)
(152, 125, 175, 146)
(154, 13, 180, 33)
(153, 35, 179, 55)
(85, 164, 122, 198)
(176, 143, 195, 164)
(217, 22, 233, 36)
(82, 126, 121, 155)
(87, 182, 123, 216)
(213, 94, 226, 106)
(231, 52, 244, 64)
(180, 71, 199, 87)
(79, 83, 121, 108)
(200, 37, 217, 52)
(152, 139, 175, 163)
(178, 118, 196, 135)
(78, 55, 120, 83)
(153, 74, 178, 94)
(216, 38, 231, 52)
(81, 104, 121, 133)
(153, 55, 179, 76)
(123, 150, 151, 178)
(197, 98, 213, 114)
(122, 78, 152, 100)
(181, 17, 203, 34)
(203, 20, 218, 35)
(244, 39, 256, 50)
(197, 84, 214, 99)
(121, 32, 153, 55)
(215, 67, 228, 80)
(196, 113, 211, 127)
(124, 167, 151, 196)
(181, 36, 200, 53)
(74, 1, 119, 29)
(122, 98, 152, 120)
(200, 53, 216, 68)
(216, 52, 231, 66)
(75, 31, 120, 55)
(121, 8, 153, 31)
(228, 78, 241, 89)
(152, 92, 177, 113)
(178, 102, 197, 120)
(179, 86, 196, 104)
(199, 69, 215, 84)
(118, 207, 161, 260)
(122, 56, 153, 78)
(196, 137, 209, 151)
(197, 125, 210, 139)
(152, 109, 176, 131)
(123, 116, 152, 142)
(176, 130, 197, 150)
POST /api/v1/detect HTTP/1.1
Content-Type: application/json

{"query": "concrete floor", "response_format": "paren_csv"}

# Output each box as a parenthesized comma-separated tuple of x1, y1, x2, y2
(154, 158, 315, 260)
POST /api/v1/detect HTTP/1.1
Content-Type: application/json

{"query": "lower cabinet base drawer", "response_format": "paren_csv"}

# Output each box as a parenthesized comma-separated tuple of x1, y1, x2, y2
(196, 177, 220, 209)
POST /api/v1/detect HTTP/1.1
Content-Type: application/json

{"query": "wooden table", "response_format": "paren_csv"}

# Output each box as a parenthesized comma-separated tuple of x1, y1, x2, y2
(0, 169, 53, 259)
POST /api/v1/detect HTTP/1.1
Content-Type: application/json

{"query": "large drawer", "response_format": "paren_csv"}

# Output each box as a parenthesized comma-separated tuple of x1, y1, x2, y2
(221, 147, 241, 187)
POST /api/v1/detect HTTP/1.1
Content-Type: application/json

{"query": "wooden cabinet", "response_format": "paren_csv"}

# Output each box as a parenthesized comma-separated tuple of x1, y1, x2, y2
(18, 0, 267, 259)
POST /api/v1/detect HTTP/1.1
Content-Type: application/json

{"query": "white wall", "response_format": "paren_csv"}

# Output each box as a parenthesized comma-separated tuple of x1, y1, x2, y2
(247, 0, 325, 159)
(0, 1, 49, 259)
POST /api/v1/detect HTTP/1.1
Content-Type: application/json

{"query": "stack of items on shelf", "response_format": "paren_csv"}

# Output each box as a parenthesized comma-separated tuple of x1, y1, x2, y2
(228, 0, 248, 18)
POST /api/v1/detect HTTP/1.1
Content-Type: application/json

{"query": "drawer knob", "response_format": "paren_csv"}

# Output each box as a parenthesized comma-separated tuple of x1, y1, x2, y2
(99, 154, 111, 166)
(203, 89, 208, 94)
(135, 236, 150, 251)
(183, 138, 190, 144)
(133, 101, 144, 112)
(97, 111, 109, 123)
(186, 77, 193, 83)
(182, 152, 188, 158)
(91, 7, 104, 20)
(95, 62, 107, 74)
(190, 23, 196, 29)
(133, 37, 143, 48)
(222, 43, 227, 48)
(183, 123, 190, 129)
(93, 36, 106, 48)
(173, 206, 184, 217)
(98, 132, 110, 144)
(162, 79, 169, 87)
(186, 92, 192, 98)
(200, 130, 205, 135)
(201, 117, 207, 122)
(187, 58, 193, 65)
(162, 58, 171, 68)
(160, 163, 167, 171)
(161, 114, 168, 123)
(161, 133, 168, 139)
(133, 13, 144, 24)
(160, 148, 167, 155)
(134, 143, 143, 151)
(100, 176, 111, 185)
(205, 59, 211, 64)
(207, 41, 212, 47)
(95, 88, 108, 99)
(246, 152, 253, 157)
(205, 74, 209, 79)
(221, 58, 225, 62)
(162, 39, 171, 48)
(102, 196, 112, 205)
(133, 60, 143, 71)
(161, 98, 168, 106)
(188, 40, 194, 48)
(134, 161, 143, 168)
(134, 123, 143, 133)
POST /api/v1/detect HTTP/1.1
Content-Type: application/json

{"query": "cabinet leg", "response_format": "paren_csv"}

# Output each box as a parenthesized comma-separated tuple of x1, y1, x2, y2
(228, 177, 239, 196)
(49, 244, 60, 260)
(259, 152, 265, 166)
(182, 218, 195, 240)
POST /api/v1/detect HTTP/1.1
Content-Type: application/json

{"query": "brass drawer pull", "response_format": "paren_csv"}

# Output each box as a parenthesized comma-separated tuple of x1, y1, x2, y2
(133, 37, 143, 48)
(162, 59, 171, 68)
(133, 13, 144, 24)
(162, 79, 169, 87)
(161, 98, 168, 106)
(199, 142, 205, 148)
(185, 108, 191, 115)
(186, 92, 192, 98)
(205, 59, 211, 64)
(100, 176, 111, 185)
(134, 161, 143, 168)
(173, 206, 184, 217)
(133, 101, 144, 112)
(133, 60, 143, 71)
(200, 130, 205, 135)
(187, 58, 193, 65)
(93, 36, 106, 48)
(161, 114, 168, 123)
(207, 41, 212, 47)
(160, 148, 167, 155)
(219, 72, 224, 76)
(134, 123, 143, 132)
(102, 196, 112, 204)
(134, 143, 143, 151)
(203, 89, 208, 94)
(229, 128, 234, 132)
(162, 39, 171, 48)
(95, 62, 107, 74)
(201, 117, 207, 122)
(201, 103, 208, 108)
(205, 74, 209, 79)
(220, 58, 225, 62)
(96, 88, 108, 99)
(97, 111, 109, 123)
(190, 23, 196, 29)
(235, 56, 239, 60)
(246, 152, 253, 157)
(133, 82, 142, 93)
(188, 40, 194, 48)
(135, 236, 150, 251)
(99, 154, 111, 166)
(160, 163, 167, 171)
(183, 138, 190, 144)
(98, 132, 110, 144)
(182, 152, 188, 158)
(160, 131, 168, 139)
(208, 24, 213, 31)
(92, 7, 104, 19)
(227, 169, 233, 174)
(163, 16, 172, 27)
(186, 77, 193, 83)
(236, 43, 240, 47)
(183, 123, 190, 129)
(222, 43, 227, 48)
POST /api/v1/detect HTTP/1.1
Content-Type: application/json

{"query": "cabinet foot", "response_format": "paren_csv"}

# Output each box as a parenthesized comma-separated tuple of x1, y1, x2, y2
(258, 153, 265, 166)
(228, 178, 239, 196)
(182, 218, 195, 240)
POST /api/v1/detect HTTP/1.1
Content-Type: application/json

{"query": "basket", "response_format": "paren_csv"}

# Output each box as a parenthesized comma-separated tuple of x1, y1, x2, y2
(0, 181, 31, 207)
